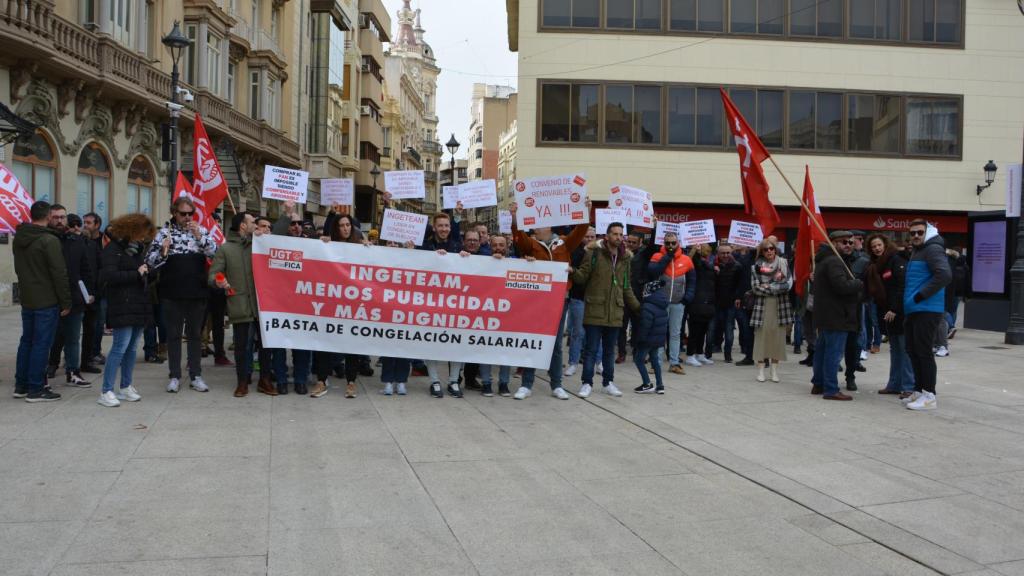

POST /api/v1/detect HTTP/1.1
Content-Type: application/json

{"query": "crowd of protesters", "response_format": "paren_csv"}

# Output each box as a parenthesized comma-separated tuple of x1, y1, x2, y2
(12, 195, 957, 411)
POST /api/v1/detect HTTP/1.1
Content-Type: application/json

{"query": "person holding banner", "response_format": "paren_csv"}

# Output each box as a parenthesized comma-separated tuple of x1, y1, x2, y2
(478, 234, 515, 397)
(270, 201, 314, 395)
(146, 197, 218, 394)
(750, 238, 795, 383)
(648, 232, 695, 375)
(378, 239, 414, 397)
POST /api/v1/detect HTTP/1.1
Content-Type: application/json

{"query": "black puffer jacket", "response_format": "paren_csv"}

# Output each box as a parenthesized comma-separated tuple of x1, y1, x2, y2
(60, 232, 95, 313)
(100, 239, 153, 329)
(714, 259, 743, 309)
(688, 256, 716, 321)
(812, 246, 863, 332)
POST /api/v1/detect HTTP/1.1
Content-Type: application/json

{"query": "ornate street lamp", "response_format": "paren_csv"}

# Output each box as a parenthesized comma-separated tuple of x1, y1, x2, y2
(162, 21, 191, 195)
(445, 133, 460, 192)
(370, 164, 381, 223)
(976, 160, 998, 195)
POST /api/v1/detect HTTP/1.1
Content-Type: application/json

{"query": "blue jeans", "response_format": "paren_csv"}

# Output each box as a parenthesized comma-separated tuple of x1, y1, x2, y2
(381, 357, 411, 384)
(713, 307, 737, 357)
(522, 299, 568, 390)
(17, 306, 61, 394)
(273, 349, 311, 386)
(634, 346, 663, 389)
(480, 364, 512, 386)
(812, 330, 848, 397)
(793, 315, 804, 348)
(567, 298, 585, 365)
(667, 303, 684, 366)
(885, 334, 916, 393)
(103, 326, 143, 393)
(946, 297, 958, 330)
(582, 324, 619, 386)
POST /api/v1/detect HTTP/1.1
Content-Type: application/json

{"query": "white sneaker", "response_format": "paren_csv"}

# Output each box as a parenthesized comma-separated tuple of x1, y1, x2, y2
(552, 387, 569, 400)
(563, 364, 577, 377)
(934, 346, 949, 358)
(595, 363, 603, 375)
(513, 386, 532, 400)
(380, 382, 394, 396)
(604, 383, 623, 397)
(190, 377, 209, 392)
(166, 378, 180, 393)
(396, 383, 407, 396)
(901, 391, 923, 405)
(698, 355, 714, 365)
(860, 350, 869, 362)
(97, 391, 120, 407)
(907, 391, 937, 411)
(684, 356, 702, 368)
(578, 383, 593, 398)
(116, 385, 141, 402)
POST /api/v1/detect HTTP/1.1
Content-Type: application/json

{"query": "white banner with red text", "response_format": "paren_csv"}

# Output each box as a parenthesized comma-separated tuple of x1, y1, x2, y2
(252, 235, 569, 368)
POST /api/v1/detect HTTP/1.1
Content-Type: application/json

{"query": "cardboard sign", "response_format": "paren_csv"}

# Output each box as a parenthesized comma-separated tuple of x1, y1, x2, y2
(262, 165, 310, 204)
(384, 170, 426, 200)
(654, 221, 681, 245)
(728, 220, 764, 248)
(512, 173, 589, 230)
(442, 185, 459, 210)
(595, 209, 627, 234)
(608, 185, 654, 228)
(321, 178, 354, 206)
(456, 180, 498, 209)
(680, 219, 716, 246)
(499, 210, 513, 234)
(380, 209, 429, 246)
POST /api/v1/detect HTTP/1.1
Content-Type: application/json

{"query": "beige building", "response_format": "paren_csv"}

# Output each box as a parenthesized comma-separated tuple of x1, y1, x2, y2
(497, 119, 518, 210)
(466, 84, 516, 227)
(506, 0, 1024, 245)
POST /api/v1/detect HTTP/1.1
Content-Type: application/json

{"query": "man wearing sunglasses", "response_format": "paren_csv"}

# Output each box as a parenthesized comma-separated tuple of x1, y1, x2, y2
(146, 197, 218, 394)
(810, 230, 864, 401)
(902, 220, 951, 411)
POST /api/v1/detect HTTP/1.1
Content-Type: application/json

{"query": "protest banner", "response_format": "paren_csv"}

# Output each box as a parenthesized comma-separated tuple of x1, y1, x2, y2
(608, 185, 654, 227)
(456, 180, 497, 209)
(595, 208, 627, 234)
(262, 165, 310, 203)
(252, 235, 568, 368)
(384, 170, 426, 200)
(0, 162, 34, 234)
(499, 210, 513, 234)
(380, 209, 429, 246)
(654, 221, 680, 245)
(321, 178, 354, 206)
(680, 219, 716, 246)
(442, 185, 458, 209)
(512, 173, 589, 230)
(728, 220, 764, 248)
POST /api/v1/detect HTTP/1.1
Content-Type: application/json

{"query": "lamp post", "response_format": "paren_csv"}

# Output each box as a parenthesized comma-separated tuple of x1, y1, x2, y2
(162, 21, 191, 196)
(446, 133, 460, 199)
(976, 160, 998, 195)
(370, 164, 381, 225)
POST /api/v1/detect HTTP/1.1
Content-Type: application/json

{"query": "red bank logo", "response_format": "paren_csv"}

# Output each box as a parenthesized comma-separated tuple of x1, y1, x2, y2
(269, 248, 303, 271)
(505, 270, 553, 292)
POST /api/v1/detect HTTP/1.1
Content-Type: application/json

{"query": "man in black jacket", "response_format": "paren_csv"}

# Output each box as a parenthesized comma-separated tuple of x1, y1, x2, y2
(733, 246, 756, 365)
(712, 244, 743, 363)
(46, 208, 95, 387)
(620, 230, 656, 361)
(80, 212, 104, 373)
(810, 231, 863, 401)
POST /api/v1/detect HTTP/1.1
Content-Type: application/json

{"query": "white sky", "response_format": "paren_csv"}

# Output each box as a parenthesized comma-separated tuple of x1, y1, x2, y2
(380, 0, 518, 163)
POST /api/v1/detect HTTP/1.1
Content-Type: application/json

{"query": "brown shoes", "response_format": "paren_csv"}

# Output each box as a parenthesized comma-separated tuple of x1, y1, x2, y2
(234, 377, 249, 398)
(823, 393, 853, 401)
(257, 374, 278, 396)
(345, 382, 357, 398)
(311, 381, 328, 398)
(669, 365, 686, 375)
(870, 346, 880, 354)
(811, 386, 822, 395)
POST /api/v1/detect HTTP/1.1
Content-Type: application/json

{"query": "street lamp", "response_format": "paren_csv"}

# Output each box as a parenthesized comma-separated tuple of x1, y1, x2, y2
(976, 160, 998, 195)
(370, 164, 381, 223)
(162, 21, 191, 196)
(446, 133, 460, 194)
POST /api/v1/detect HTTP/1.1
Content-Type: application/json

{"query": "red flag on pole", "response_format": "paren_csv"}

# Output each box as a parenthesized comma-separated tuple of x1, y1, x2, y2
(173, 170, 225, 245)
(795, 166, 828, 297)
(721, 88, 780, 235)
(0, 162, 35, 234)
(192, 114, 228, 209)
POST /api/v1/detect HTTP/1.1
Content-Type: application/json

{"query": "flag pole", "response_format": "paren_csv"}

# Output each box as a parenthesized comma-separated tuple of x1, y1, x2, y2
(224, 190, 237, 215)
(766, 157, 854, 279)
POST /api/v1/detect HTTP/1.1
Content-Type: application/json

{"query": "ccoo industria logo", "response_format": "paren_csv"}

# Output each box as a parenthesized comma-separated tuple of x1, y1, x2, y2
(504, 270, 553, 292)
(269, 248, 303, 271)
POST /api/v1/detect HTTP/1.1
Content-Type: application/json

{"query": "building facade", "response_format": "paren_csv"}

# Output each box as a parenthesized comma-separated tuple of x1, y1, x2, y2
(466, 84, 516, 227)
(497, 119, 518, 211)
(506, 0, 1024, 246)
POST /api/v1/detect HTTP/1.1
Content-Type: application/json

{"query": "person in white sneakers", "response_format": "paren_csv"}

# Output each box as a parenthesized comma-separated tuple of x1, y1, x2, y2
(903, 220, 951, 411)
(97, 214, 155, 407)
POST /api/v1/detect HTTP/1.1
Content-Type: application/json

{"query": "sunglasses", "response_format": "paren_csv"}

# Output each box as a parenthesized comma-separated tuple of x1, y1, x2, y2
(909, 230, 926, 237)
(290, 221, 303, 226)
(664, 242, 678, 247)
(177, 210, 194, 217)
(763, 247, 776, 251)
(838, 240, 854, 245)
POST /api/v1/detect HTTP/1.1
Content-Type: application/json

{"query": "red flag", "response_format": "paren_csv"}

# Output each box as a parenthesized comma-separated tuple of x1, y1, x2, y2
(173, 170, 225, 245)
(192, 114, 228, 209)
(721, 88, 779, 235)
(795, 166, 828, 297)
(0, 162, 35, 234)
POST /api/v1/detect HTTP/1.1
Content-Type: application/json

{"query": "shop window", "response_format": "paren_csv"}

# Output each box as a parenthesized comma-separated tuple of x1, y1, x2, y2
(12, 131, 57, 204)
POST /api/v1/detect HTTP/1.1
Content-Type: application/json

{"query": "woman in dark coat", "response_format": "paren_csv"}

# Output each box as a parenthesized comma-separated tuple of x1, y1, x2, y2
(97, 214, 155, 407)
(685, 244, 717, 365)
(866, 234, 915, 395)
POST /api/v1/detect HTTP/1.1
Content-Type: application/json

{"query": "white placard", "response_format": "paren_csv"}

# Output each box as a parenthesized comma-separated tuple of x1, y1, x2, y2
(442, 185, 459, 209)
(1007, 163, 1022, 218)
(380, 208, 429, 246)
(777, 241, 786, 254)
(608, 185, 654, 228)
(78, 280, 92, 304)
(456, 180, 498, 209)
(499, 210, 513, 234)
(384, 170, 426, 200)
(654, 221, 681, 245)
(262, 165, 310, 203)
(512, 173, 589, 230)
(727, 220, 764, 248)
(320, 178, 354, 206)
(595, 209, 627, 234)
(680, 219, 716, 246)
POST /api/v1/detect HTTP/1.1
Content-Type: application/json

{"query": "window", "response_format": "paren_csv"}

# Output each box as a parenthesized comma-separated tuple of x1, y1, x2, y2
(605, 0, 661, 29)
(905, 97, 959, 156)
(76, 143, 111, 224)
(696, 87, 722, 145)
(572, 84, 600, 142)
(790, 0, 842, 36)
(816, 92, 842, 150)
(267, 75, 279, 128)
(11, 131, 57, 203)
(730, 0, 782, 34)
(636, 85, 661, 143)
(787, 91, 841, 151)
(849, 0, 902, 40)
(475, 168, 482, 178)
(757, 90, 783, 148)
(250, 70, 261, 119)
(183, 23, 197, 85)
(475, 149, 483, 159)
(668, 0, 724, 31)
(908, 0, 960, 43)
(540, 83, 600, 143)
(848, 94, 900, 153)
(251, 0, 260, 31)
(127, 156, 154, 216)
(271, 6, 281, 40)
(227, 62, 236, 104)
(667, 86, 696, 145)
(542, 0, 599, 27)
(604, 85, 633, 143)
(110, 0, 133, 47)
(206, 31, 222, 94)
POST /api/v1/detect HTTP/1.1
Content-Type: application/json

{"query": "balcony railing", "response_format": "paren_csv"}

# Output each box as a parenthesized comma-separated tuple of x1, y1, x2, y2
(405, 146, 421, 164)
(254, 29, 284, 59)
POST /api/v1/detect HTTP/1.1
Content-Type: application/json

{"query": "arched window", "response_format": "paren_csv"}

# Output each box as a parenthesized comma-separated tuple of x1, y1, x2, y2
(11, 131, 57, 203)
(127, 156, 154, 216)
(77, 143, 111, 224)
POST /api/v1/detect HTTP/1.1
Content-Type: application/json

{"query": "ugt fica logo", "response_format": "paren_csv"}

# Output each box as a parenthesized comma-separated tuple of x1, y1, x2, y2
(269, 248, 303, 271)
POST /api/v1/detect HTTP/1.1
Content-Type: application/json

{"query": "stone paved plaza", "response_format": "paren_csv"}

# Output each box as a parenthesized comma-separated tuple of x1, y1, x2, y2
(2, 305, 1024, 576)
